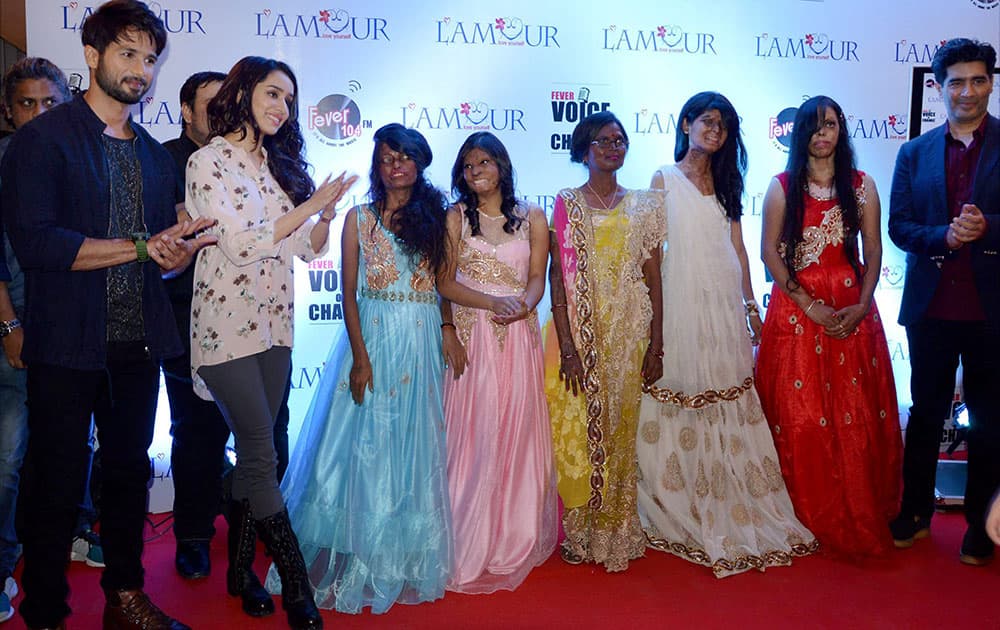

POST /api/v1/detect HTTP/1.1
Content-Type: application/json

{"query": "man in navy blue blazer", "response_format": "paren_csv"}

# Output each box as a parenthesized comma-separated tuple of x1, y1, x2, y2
(889, 38, 999, 565)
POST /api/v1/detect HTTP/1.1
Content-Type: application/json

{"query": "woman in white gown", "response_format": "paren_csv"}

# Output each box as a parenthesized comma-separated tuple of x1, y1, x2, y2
(636, 92, 817, 577)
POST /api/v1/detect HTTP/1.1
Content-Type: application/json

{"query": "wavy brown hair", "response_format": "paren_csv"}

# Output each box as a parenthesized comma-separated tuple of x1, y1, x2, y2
(207, 56, 314, 205)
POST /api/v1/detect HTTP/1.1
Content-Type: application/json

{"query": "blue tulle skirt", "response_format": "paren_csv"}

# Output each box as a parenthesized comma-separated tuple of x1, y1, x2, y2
(265, 298, 452, 614)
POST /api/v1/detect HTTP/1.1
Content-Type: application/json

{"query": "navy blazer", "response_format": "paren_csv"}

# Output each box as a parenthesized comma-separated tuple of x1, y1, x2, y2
(888, 114, 1000, 326)
(0, 94, 182, 369)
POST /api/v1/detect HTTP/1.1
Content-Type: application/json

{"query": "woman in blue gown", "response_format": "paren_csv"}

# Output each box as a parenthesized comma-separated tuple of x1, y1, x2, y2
(266, 124, 523, 614)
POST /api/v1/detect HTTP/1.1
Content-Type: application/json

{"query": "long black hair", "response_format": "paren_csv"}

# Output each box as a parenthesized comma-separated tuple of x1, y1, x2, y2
(367, 123, 449, 274)
(675, 91, 748, 220)
(207, 56, 314, 205)
(451, 131, 522, 237)
(781, 95, 862, 289)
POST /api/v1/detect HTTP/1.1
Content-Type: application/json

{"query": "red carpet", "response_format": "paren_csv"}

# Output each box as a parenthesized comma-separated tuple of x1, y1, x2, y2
(6, 510, 999, 629)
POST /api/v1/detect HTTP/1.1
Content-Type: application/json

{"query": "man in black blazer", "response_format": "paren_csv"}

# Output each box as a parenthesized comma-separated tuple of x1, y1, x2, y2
(889, 38, 999, 565)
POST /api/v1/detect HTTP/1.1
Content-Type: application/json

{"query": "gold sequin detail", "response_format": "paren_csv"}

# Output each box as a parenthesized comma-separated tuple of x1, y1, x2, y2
(745, 461, 769, 498)
(644, 377, 754, 409)
(678, 427, 698, 451)
(640, 421, 661, 444)
(661, 452, 685, 491)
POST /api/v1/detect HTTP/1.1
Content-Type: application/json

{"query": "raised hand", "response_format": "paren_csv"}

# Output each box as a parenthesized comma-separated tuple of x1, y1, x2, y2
(311, 172, 360, 221)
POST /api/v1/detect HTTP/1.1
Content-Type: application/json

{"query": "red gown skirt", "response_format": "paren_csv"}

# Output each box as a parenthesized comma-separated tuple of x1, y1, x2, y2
(756, 181, 902, 558)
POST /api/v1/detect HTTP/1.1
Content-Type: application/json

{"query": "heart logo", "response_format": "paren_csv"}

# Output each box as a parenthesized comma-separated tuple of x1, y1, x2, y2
(640, 108, 648, 116)
(808, 32, 830, 54)
(498, 17, 524, 41)
(144, 96, 153, 104)
(156, 452, 165, 460)
(326, 9, 350, 33)
(881, 265, 904, 286)
(408, 102, 416, 110)
(443, 16, 451, 24)
(262, 8, 271, 16)
(69, 1, 78, 9)
(609, 24, 617, 31)
(464, 101, 489, 125)
(660, 24, 683, 48)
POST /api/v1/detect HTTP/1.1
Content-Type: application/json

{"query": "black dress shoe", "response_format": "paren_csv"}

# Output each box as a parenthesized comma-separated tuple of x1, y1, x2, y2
(175, 540, 211, 579)
(959, 527, 995, 566)
(889, 514, 931, 549)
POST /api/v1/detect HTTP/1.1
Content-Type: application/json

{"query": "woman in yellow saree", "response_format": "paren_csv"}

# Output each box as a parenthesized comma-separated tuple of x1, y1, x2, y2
(546, 111, 665, 571)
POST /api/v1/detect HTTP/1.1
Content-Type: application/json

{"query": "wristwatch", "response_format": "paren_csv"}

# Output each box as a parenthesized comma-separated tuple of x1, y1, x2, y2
(132, 231, 151, 263)
(0, 318, 20, 338)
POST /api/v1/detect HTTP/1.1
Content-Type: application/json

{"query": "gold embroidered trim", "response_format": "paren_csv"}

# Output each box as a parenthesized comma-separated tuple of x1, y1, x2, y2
(645, 533, 819, 577)
(458, 242, 524, 289)
(360, 287, 436, 304)
(563, 189, 606, 511)
(643, 377, 755, 409)
(359, 208, 401, 290)
(409, 258, 435, 292)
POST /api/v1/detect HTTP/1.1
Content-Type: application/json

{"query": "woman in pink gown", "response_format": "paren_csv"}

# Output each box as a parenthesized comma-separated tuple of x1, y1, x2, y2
(440, 132, 558, 593)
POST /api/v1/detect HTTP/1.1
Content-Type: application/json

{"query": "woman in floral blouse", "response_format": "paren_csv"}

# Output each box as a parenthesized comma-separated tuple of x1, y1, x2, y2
(185, 56, 355, 629)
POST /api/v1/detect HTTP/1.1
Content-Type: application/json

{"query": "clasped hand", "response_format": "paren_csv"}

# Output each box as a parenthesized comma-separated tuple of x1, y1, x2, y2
(151, 217, 219, 273)
(947, 204, 987, 247)
(806, 301, 867, 339)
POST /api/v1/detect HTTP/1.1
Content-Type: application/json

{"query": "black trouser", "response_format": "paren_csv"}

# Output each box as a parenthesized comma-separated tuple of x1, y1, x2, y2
(164, 351, 230, 543)
(903, 319, 1000, 533)
(198, 347, 291, 520)
(167, 353, 292, 541)
(17, 343, 158, 628)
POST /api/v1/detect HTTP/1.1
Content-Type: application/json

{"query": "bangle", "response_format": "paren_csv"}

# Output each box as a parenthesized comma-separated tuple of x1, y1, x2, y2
(318, 214, 334, 224)
(744, 300, 760, 316)
(561, 351, 576, 360)
(646, 346, 664, 358)
(804, 299, 818, 315)
(441, 322, 456, 330)
(551, 303, 567, 311)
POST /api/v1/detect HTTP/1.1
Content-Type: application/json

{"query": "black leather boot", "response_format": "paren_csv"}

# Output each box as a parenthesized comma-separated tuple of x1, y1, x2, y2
(256, 509, 323, 629)
(227, 499, 275, 617)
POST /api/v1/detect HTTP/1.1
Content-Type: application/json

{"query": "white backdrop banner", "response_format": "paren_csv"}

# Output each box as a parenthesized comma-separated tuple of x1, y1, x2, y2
(24, 0, 1000, 510)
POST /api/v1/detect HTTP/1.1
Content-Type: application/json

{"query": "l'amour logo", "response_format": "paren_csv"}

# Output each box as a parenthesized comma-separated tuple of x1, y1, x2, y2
(602, 23, 717, 54)
(307, 90, 371, 147)
(894, 39, 946, 64)
(435, 16, 559, 47)
(255, 8, 388, 40)
(755, 32, 859, 62)
(134, 94, 181, 128)
(632, 108, 679, 136)
(62, 2, 206, 33)
(847, 113, 908, 141)
(401, 101, 527, 132)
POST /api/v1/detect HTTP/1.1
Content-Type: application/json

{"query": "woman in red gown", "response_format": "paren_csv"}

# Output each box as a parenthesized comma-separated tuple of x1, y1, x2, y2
(756, 95, 902, 558)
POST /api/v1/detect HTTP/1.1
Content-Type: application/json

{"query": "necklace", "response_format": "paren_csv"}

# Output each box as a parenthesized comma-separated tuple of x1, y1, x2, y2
(477, 208, 506, 221)
(585, 181, 618, 210)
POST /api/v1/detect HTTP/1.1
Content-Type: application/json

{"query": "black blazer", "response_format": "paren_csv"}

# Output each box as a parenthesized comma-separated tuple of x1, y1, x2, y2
(888, 114, 1000, 326)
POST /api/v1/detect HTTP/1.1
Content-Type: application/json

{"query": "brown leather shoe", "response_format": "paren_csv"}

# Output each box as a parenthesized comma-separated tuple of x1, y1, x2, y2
(103, 589, 190, 630)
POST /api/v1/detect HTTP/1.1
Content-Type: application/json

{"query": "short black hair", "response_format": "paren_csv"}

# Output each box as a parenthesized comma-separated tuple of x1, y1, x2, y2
(569, 111, 627, 164)
(81, 0, 167, 56)
(931, 38, 996, 84)
(178, 70, 225, 129)
(2, 57, 72, 125)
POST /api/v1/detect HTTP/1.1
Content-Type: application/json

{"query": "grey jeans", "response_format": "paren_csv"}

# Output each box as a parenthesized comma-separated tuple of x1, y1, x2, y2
(198, 346, 291, 519)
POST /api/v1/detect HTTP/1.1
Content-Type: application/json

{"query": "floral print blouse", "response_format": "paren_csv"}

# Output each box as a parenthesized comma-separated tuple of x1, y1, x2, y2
(186, 136, 325, 400)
